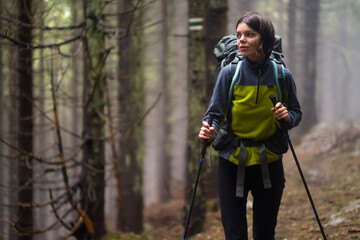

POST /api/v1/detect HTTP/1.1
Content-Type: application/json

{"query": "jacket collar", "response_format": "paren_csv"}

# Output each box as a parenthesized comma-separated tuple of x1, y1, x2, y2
(243, 56, 271, 72)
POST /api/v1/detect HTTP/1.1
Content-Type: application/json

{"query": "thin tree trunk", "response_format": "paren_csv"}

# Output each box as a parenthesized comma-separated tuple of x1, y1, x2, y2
(0, 0, 5, 237)
(298, 0, 320, 133)
(76, 0, 107, 239)
(6, 34, 20, 240)
(117, 0, 143, 232)
(287, 0, 297, 76)
(336, 5, 349, 119)
(168, 0, 189, 200)
(202, 0, 227, 199)
(33, 1, 50, 238)
(71, 0, 82, 146)
(17, 0, 33, 238)
(185, 0, 207, 236)
(143, 0, 168, 207)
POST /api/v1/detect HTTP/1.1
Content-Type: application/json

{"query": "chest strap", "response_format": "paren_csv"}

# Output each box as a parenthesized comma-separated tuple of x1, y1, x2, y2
(235, 140, 272, 198)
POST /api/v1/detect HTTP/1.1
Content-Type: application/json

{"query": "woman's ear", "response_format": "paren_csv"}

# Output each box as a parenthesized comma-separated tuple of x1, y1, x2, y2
(257, 42, 264, 55)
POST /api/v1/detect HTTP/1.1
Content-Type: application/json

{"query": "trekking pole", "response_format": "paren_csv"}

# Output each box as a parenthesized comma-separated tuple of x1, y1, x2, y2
(182, 118, 213, 240)
(269, 95, 327, 240)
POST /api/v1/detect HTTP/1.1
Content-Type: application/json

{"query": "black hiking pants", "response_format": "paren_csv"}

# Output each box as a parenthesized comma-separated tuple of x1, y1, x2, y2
(218, 157, 285, 240)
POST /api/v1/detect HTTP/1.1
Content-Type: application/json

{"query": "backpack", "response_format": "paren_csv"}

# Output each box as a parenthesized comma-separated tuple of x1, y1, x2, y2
(213, 34, 286, 105)
(211, 34, 289, 154)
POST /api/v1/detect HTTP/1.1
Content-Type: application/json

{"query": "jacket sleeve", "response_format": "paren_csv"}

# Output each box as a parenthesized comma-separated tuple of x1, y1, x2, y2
(203, 65, 232, 133)
(283, 68, 302, 130)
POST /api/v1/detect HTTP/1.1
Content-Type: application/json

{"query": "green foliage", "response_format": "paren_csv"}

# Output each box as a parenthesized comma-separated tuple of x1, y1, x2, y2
(108, 232, 122, 239)
(207, 0, 227, 10)
(43, 0, 72, 27)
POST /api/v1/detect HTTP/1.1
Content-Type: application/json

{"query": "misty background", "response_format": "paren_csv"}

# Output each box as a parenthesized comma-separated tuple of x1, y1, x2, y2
(0, 0, 359, 239)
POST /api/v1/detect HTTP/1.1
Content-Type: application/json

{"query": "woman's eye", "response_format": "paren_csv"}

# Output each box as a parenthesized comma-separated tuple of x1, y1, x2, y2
(237, 32, 254, 39)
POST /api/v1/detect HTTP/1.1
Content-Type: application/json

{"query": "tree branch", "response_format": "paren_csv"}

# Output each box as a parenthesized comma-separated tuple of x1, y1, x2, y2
(0, 32, 83, 49)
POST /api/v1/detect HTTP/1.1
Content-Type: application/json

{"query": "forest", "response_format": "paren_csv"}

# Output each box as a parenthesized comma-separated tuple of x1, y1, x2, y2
(0, 0, 360, 239)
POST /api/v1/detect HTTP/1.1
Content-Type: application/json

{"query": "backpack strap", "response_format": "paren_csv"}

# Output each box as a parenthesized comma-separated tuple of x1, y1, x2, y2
(213, 60, 242, 137)
(226, 60, 242, 114)
(271, 60, 285, 103)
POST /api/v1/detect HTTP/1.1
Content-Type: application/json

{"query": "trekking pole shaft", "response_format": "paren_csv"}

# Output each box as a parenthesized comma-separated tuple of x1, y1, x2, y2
(269, 94, 327, 239)
(287, 139, 327, 240)
(182, 118, 213, 240)
(182, 160, 203, 240)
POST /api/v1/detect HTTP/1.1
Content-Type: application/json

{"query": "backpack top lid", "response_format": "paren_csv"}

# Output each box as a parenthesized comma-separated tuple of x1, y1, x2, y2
(213, 34, 237, 62)
(213, 34, 285, 67)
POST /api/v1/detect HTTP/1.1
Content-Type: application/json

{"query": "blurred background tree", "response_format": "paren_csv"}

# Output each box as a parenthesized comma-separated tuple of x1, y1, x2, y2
(0, 0, 359, 239)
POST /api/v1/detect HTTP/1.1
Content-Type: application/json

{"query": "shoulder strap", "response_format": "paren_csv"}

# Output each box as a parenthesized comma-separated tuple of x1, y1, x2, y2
(226, 61, 242, 114)
(271, 60, 285, 103)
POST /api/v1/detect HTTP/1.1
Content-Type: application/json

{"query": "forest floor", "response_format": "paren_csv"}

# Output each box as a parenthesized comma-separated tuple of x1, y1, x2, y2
(105, 121, 360, 240)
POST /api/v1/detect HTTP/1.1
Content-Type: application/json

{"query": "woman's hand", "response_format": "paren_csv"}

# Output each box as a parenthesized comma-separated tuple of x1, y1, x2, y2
(271, 102, 289, 122)
(198, 121, 215, 142)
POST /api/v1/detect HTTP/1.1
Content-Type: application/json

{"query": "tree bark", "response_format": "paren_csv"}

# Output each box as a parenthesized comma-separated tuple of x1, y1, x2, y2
(143, 0, 168, 207)
(117, 0, 143, 233)
(185, 0, 207, 236)
(202, 0, 227, 199)
(71, 0, 82, 146)
(297, 0, 320, 133)
(287, 0, 297, 76)
(17, 0, 34, 238)
(0, 0, 5, 237)
(168, 0, 189, 200)
(76, 0, 107, 238)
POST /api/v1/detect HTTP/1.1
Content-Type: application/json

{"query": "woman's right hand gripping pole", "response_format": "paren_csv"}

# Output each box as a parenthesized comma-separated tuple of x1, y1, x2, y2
(198, 121, 215, 142)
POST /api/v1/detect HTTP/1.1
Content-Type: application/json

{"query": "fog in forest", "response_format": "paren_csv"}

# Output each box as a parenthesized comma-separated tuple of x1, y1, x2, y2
(0, 0, 359, 239)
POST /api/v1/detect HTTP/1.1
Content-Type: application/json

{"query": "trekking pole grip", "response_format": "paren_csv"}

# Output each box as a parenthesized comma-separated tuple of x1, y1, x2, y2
(269, 94, 278, 107)
(269, 94, 286, 130)
(200, 118, 213, 158)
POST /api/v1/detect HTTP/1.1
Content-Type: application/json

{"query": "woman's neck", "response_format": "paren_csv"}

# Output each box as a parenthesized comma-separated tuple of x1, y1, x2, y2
(248, 54, 266, 64)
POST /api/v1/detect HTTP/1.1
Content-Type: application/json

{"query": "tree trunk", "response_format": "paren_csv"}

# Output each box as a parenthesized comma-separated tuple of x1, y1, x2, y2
(202, 0, 227, 199)
(168, 0, 189, 200)
(33, 1, 51, 238)
(76, 0, 107, 239)
(6, 29, 20, 240)
(71, 0, 82, 145)
(0, 0, 4, 237)
(143, 0, 168, 207)
(117, 0, 143, 233)
(335, 5, 349, 120)
(185, 0, 207, 236)
(17, 0, 33, 239)
(287, 0, 297, 76)
(297, 0, 320, 133)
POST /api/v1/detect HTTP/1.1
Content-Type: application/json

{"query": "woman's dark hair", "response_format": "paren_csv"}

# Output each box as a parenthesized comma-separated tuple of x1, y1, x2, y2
(236, 11, 275, 56)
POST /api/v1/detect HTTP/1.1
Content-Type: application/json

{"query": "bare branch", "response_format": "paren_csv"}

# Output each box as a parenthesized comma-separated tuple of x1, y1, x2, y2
(49, 189, 72, 231)
(0, 16, 85, 30)
(137, 92, 162, 126)
(0, 32, 83, 49)
(84, 47, 113, 108)
(49, 50, 94, 235)
(0, 136, 45, 163)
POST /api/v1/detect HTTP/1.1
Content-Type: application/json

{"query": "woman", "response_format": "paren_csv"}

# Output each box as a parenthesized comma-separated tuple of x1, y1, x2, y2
(199, 12, 302, 240)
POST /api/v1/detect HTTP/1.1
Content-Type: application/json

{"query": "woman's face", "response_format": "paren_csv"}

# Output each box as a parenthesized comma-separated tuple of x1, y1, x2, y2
(236, 22, 265, 63)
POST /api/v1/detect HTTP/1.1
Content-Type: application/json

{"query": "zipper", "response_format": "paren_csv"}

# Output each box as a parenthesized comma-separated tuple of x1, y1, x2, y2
(255, 68, 261, 104)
